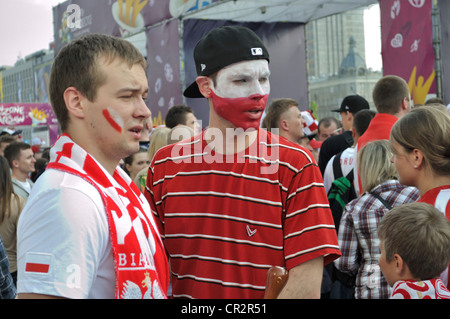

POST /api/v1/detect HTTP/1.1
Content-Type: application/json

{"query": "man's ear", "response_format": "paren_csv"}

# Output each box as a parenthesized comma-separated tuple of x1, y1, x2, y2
(63, 87, 86, 119)
(401, 97, 410, 112)
(344, 111, 352, 122)
(11, 159, 19, 169)
(280, 119, 289, 131)
(196, 76, 213, 98)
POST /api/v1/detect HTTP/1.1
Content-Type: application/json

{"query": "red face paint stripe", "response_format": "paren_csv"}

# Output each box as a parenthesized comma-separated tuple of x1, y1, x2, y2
(103, 109, 122, 133)
(25, 263, 50, 273)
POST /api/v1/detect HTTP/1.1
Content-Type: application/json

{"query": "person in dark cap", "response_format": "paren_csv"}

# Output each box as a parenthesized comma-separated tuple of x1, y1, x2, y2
(145, 25, 341, 299)
(318, 95, 370, 174)
(183, 25, 271, 131)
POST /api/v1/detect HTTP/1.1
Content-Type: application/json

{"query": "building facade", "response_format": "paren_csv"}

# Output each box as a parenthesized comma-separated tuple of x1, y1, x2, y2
(0, 49, 55, 145)
(306, 7, 381, 119)
(1, 49, 54, 104)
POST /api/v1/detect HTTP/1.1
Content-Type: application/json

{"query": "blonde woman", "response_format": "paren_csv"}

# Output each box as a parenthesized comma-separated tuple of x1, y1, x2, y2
(390, 105, 450, 288)
(334, 140, 419, 299)
(134, 126, 171, 192)
(147, 126, 171, 161)
(134, 125, 195, 192)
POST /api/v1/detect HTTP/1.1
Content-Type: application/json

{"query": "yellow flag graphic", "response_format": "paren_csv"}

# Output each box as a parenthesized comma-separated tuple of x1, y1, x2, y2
(0, 71, 3, 100)
(408, 66, 435, 105)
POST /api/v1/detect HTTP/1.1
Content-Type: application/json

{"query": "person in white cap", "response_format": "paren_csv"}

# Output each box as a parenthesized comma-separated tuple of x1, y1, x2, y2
(0, 128, 22, 140)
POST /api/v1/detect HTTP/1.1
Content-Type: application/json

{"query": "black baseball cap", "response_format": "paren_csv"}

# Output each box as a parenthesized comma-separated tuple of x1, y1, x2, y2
(332, 95, 370, 113)
(183, 25, 270, 98)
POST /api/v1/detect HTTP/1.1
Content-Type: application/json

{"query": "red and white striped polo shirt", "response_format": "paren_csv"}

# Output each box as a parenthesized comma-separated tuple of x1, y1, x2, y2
(146, 129, 341, 299)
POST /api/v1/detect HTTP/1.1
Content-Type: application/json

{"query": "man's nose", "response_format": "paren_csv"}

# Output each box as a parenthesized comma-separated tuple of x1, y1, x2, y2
(136, 98, 151, 119)
(250, 80, 266, 96)
(249, 93, 265, 101)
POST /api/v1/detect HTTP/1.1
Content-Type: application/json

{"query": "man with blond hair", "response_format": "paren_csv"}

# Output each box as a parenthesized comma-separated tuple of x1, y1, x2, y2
(17, 34, 169, 299)
(263, 98, 305, 143)
(354, 75, 412, 195)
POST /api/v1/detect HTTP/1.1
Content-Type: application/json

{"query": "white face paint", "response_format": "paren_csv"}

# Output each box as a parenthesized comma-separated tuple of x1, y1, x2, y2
(213, 60, 271, 98)
(210, 60, 270, 130)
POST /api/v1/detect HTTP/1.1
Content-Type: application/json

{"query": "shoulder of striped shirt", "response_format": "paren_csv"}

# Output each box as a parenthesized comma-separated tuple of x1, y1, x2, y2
(153, 134, 315, 166)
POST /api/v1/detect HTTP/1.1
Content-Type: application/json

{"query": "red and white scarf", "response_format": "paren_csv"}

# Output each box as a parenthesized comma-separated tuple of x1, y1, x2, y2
(46, 134, 169, 299)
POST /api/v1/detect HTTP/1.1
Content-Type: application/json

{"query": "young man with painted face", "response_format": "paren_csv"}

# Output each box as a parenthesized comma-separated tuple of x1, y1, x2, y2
(146, 26, 341, 299)
(16, 34, 169, 299)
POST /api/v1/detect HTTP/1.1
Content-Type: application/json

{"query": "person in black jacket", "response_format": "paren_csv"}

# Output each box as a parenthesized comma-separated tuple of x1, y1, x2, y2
(318, 95, 370, 174)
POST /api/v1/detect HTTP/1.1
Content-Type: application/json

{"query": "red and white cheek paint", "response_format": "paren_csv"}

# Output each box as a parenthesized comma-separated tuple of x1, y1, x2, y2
(210, 90, 268, 130)
(211, 60, 270, 130)
(103, 107, 124, 133)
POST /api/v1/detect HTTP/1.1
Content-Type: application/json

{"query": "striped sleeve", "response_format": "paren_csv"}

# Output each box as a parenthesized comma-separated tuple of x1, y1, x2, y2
(145, 164, 162, 236)
(282, 153, 341, 270)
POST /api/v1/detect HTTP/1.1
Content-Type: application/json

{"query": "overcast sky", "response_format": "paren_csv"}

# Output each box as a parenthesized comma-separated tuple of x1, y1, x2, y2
(0, 0, 382, 70)
(0, 0, 64, 66)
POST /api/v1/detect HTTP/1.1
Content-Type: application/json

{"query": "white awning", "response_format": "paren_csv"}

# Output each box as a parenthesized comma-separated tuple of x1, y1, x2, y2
(182, 0, 379, 23)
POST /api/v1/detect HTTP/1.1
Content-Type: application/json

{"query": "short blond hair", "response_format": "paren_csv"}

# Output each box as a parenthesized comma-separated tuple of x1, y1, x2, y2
(148, 127, 171, 160)
(372, 75, 410, 114)
(263, 98, 298, 130)
(378, 202, 450, 280)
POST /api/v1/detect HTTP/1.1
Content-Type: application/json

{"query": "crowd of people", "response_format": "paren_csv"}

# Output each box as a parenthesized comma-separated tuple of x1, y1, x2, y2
(0, 26, 449, 300)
